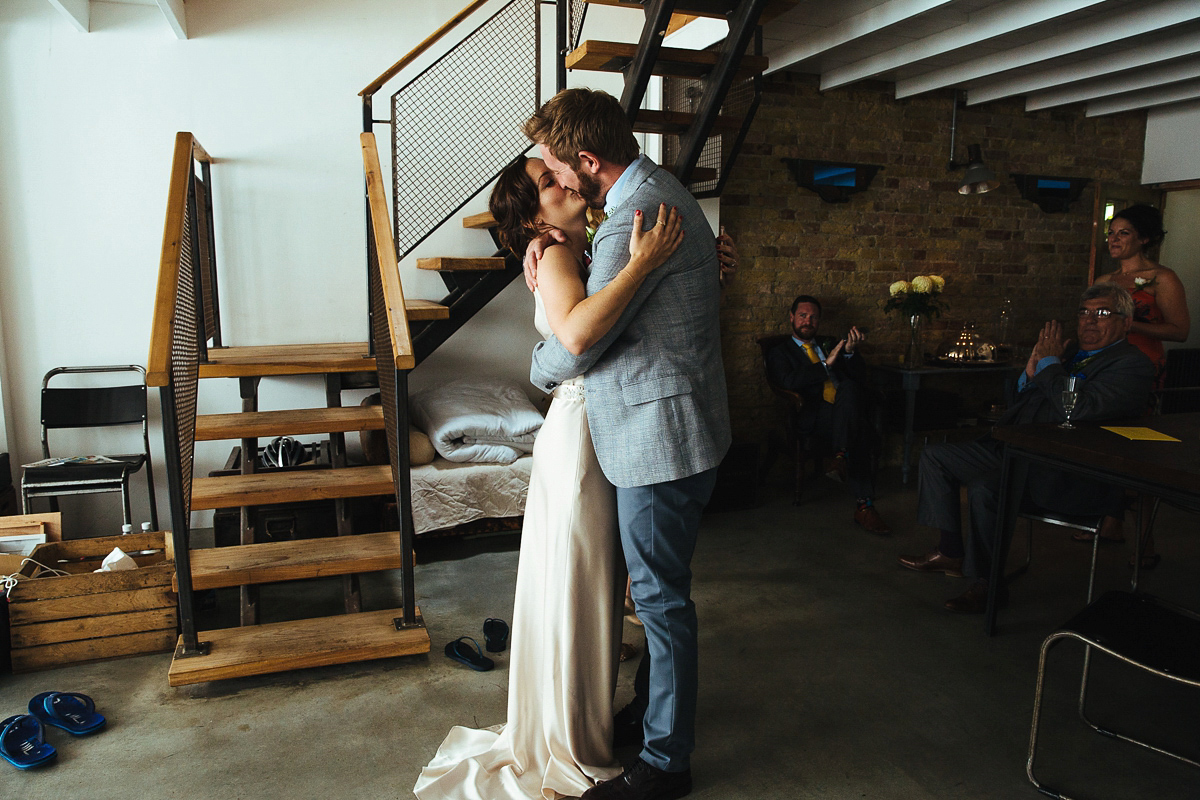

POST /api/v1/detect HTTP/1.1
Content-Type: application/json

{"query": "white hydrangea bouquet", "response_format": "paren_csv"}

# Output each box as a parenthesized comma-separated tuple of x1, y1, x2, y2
(885, 274, 947, 319)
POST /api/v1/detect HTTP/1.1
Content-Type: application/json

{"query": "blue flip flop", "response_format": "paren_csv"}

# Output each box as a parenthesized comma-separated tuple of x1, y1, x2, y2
(0, 715, 57, 770)
(28, 692, 107, 736)
(483, 618, 509, 653)
(444, 637, 494, 671)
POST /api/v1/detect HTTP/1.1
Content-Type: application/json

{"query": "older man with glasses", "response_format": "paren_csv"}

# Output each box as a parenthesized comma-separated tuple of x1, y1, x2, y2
(898, 284, 1155, 613)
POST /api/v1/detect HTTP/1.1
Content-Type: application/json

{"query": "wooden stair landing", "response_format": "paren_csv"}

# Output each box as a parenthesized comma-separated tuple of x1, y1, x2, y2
(195, 406, 385, 441)
(183, 531, 403, 590)
(167, 607, 429, 686)
(191, 464, 394, 510)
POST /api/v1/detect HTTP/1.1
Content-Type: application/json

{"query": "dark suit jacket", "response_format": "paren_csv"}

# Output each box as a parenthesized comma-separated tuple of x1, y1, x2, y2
(998, 339, 1155, 514)
(766, 335, 869, 430)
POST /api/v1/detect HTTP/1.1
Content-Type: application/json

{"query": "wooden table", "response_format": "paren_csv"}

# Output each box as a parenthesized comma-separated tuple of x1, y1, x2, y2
(985, 413, 1200, 634)
(874, 362, 1014, 482)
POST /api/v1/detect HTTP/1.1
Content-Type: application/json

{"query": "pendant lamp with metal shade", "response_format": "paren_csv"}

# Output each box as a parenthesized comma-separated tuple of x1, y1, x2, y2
(947, 93, 996, 195)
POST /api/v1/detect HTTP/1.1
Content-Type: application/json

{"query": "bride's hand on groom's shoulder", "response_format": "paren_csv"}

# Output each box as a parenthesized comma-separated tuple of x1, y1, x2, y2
(523, 229, 568, 291)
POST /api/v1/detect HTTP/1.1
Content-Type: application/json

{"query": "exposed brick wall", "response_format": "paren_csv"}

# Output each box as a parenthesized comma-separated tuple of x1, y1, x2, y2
(720, 73, 1146, 445)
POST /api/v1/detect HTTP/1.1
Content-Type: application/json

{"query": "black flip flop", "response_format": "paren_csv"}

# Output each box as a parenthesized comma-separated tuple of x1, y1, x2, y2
(483, 618, 509, 653)
(444, 637, 494, 671)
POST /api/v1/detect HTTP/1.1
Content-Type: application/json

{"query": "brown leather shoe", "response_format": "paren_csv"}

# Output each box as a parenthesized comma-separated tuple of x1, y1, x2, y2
(898, 548, 964, 577)
(944, 580, 992, 614)
(854, 504, 891, 534)
(826, 453, 849, 483)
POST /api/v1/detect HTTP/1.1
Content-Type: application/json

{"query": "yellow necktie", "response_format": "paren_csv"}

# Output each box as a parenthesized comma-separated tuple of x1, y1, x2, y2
(802, 342, 837, 404)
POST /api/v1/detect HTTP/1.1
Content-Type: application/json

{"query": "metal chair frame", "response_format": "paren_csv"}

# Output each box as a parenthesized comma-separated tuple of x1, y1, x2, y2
(1012, 509, 1105, 604)
(21, 365, 159, 529)
(1028, 591, 1200, 798)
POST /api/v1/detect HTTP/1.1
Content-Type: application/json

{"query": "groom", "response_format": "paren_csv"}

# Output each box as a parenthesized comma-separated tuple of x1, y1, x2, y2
(523, 88, 731, 800)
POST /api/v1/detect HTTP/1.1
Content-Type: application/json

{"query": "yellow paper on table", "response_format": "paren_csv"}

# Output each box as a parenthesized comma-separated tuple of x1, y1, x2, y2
(1101, 426, 1181, 442)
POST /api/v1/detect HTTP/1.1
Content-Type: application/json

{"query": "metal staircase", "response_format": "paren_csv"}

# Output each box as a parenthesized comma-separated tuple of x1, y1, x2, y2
(149, 0, 775, 687)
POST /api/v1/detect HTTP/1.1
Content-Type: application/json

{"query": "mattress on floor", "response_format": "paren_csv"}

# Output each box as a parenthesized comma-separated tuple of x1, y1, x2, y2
(410, 454, 532, 535)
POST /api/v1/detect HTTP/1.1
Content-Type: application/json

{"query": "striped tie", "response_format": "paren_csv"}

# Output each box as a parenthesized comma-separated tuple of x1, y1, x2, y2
(802, 343, 837, 404)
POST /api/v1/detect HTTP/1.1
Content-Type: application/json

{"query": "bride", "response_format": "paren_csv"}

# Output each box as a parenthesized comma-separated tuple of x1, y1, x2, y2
(413, 155, 682, 800)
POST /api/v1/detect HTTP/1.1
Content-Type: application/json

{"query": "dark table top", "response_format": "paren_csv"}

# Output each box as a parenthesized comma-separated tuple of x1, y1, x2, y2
(992, 412, 1200, 497)
(875, 361, 1015, 375)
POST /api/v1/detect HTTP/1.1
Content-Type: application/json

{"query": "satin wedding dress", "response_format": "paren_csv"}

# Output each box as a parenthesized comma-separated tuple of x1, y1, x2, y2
(413, 290, 624, 800)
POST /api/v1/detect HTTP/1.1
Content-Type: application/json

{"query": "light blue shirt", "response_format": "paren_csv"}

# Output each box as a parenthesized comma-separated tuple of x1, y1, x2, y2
(604, 154, 650, 216)
(1017, 340, 1122, 391)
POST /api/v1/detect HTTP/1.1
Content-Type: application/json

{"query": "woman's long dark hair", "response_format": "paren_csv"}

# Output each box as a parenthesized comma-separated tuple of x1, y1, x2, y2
(489, 155, 543, 256)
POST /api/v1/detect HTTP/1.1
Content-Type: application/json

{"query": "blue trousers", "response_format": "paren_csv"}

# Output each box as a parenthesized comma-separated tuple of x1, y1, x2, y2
(617, 466, 718, 772)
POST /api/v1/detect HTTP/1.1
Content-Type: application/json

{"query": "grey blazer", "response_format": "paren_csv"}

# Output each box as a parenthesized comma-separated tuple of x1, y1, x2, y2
(530, 157, 731, 488)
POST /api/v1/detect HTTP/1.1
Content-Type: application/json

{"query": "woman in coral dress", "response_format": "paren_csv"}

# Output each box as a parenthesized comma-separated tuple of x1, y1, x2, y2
(413, 156, 681, 800)
(1091, 204, 1189, 563)
(1094, 204, 1189, 389)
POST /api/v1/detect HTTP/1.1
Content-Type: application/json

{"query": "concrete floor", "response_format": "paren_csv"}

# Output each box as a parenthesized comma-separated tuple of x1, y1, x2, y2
(2, 469, 1197, 799)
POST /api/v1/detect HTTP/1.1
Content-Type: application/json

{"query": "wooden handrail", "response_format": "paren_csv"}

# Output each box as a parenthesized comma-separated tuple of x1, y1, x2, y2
(360, 132, 416, 370)
(147, 132, 210, 387)
(360, 0, 491, 97)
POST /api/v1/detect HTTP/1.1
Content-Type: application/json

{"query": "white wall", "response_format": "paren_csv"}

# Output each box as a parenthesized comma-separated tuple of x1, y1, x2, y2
(1142, 99, 1200, 184)
(1161, 189, 1200, 350)
(0, 0, 654, 533)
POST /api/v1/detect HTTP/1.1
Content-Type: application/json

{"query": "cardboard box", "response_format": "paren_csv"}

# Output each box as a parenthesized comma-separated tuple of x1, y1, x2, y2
(7, 530, 176, 672)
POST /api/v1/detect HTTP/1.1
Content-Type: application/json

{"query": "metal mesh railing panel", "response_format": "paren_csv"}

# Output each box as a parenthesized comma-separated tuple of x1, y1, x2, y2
(367, 238, 401, 486)
(366, 216, 417, 619)
(391, 0, 539, 259)
(168, 190, 201, 522)
(661, 68, 758, 194)
(569, 0, 587, 50)
(192, 174, 218, 343)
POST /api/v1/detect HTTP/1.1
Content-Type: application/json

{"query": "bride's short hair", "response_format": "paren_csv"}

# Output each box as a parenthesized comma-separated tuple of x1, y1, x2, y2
(489, 155, 545, 256)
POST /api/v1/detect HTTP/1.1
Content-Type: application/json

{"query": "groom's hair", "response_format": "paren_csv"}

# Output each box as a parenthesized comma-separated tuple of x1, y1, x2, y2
(522, 88, 639, 172)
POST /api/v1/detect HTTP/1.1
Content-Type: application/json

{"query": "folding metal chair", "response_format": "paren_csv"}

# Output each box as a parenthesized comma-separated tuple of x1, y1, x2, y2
(1028, 591, 1200, 798)
(20, 365, 158, 529)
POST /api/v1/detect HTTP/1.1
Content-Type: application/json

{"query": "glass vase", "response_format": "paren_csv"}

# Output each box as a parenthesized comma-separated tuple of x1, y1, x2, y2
(905, 314, 924, 367)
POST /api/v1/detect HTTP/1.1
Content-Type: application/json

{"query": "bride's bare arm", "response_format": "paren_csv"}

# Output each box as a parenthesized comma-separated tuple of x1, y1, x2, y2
(539, 204, 682, 355)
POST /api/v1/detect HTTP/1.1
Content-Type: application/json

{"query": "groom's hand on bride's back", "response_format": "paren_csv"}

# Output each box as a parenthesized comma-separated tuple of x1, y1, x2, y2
(523, 229, 569, 291)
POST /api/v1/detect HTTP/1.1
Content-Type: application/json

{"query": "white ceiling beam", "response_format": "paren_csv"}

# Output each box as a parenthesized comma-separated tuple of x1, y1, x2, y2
(968, 28, 1200, 105)
(1026, 56, 1200, 111)
(1086, 77, 1200, 116)
(44, 0, 88, 33)
(155, 0, 188, 40)
(819, 0, 1105, 91)
(895, 0, 1200, 98)
(765, 0, 954, 75)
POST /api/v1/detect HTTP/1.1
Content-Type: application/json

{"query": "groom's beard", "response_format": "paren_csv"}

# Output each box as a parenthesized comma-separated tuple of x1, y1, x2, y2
(575, 169, 606, 209)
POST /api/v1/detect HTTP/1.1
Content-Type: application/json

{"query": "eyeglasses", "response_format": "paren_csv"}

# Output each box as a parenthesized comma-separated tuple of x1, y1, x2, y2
(1077, 308, 1123, 319)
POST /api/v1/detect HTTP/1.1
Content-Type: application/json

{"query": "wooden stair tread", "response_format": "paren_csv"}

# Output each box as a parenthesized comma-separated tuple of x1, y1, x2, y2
(184, 531, 403, 590)
(416, 257, 507, 271)
(195, 406, 384, 441)
(567, 40, 768, 79)
(633, 109, 744, 136)
(191, 464, 395, 510)
(406, 298, 449, 320)
(462, 211, 496, 229)
(199, 343, 374, 378)
(167, 607, 429, 686)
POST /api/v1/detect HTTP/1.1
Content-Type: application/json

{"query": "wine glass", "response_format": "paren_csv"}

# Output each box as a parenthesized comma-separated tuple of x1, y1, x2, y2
(1059, 376, 1079, 429)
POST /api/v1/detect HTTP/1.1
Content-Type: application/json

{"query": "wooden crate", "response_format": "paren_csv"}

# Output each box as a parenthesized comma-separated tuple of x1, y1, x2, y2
(7, 531, 177, 672)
